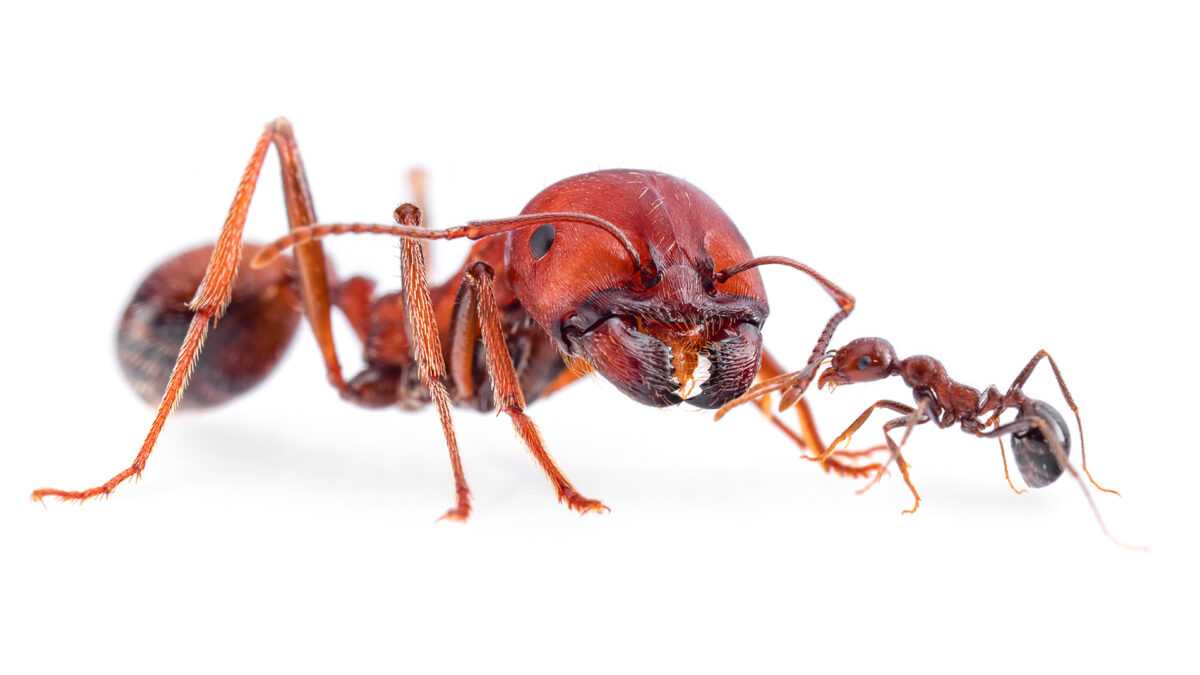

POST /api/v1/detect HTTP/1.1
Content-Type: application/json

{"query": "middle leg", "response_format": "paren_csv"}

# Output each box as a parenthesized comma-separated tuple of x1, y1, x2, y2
(394, 205, 472, 521)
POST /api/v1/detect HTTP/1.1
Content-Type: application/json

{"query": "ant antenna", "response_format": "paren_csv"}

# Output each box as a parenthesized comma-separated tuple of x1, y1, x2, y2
(716, 255, 855, 411)
(713, 351, 834, 421)
(252, 204, 655, 286)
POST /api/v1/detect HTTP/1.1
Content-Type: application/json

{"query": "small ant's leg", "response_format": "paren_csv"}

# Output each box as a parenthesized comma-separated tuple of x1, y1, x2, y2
(727, 350, 886, 478)
(755, 350, 827, 453)
(1009, 350, 1119, 496)
(820, 400, 916, 464)
(856, 401, 929, 514)
(750, 393, 885, 478)
(32, 118, 345, 502)
(894, 453, 920, 515)
(988, 417, 1026, 495)
(464, 262, 608, 515)
(997, 437, 1026, 495)
(394, 205, 472, 521)
(995, 417, 1144, 550)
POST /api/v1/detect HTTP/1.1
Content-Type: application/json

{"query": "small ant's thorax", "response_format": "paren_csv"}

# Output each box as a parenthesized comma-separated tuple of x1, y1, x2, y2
(900, 356, 980, 418)
(898, 356, 944, 390)
(941, 381, 984, 418)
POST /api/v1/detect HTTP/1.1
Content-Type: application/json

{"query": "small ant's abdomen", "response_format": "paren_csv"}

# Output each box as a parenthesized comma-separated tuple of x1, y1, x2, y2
(116, 244, 301, 410)
(1010, 400, 1072, 488)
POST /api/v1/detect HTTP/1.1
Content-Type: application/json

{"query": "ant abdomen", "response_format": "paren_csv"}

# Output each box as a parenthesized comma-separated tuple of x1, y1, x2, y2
(1010, 400, 1072, 488)
(116, 244, 301, 410)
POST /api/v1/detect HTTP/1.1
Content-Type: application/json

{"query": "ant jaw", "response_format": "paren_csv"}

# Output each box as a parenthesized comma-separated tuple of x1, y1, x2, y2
(817, 368, 842, 392)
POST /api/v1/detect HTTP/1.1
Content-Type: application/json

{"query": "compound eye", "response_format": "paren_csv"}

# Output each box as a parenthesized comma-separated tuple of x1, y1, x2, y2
(530, 224, 556, 260)
(857, 355, 872, 370)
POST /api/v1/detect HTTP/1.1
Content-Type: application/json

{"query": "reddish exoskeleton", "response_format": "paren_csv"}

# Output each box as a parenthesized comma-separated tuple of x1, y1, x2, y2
(33, 118, 873, 520)
(716, 336, 1138, 547)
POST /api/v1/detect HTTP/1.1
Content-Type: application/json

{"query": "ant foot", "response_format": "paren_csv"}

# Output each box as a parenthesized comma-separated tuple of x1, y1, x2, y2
(437, 506, 472, 523)
(437, 491, 473, 522)
(824, 458, 882, 481)
(30, 486, 110, 503)
(561, 490, 610, 515)
(1085, 471, 1122, 497)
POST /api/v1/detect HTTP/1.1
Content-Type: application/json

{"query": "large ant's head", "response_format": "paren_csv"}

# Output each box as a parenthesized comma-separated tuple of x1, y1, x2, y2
(507, 170, 768, 409)
(552, 278, 768, 409)
(818, 337, 898, 389)
(1010, 399, 1072, 488)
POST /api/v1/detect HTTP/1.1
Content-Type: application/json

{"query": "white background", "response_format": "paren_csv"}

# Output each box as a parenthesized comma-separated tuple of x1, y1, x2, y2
(2, 2, 1197, 673)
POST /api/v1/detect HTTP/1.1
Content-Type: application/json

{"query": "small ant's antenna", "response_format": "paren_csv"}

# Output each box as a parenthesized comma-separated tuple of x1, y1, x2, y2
(714, 351, 834, 421)
(253, 204, 655, 286)
(716, 255, 856, 414)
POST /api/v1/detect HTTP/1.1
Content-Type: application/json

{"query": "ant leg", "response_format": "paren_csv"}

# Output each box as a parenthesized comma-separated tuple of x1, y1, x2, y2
(725, 350, 886, 478)
(333, 276, 376, 344)
(407, 167, 433, 270)
(988, 417, 1026, 495)
(985, 417, 1143, 550)
(1009, 350, 1119, 496)
(855, 401, 930, 514)
(32, 118, 353, 503)
(539, 367, 589, 399)
(755, 350, 827, 454)
(997, 437, 1027, 495)
(463, 262, 608, 515)
(820, 400, 916, 464)
(329, 170, 428, 373)
(393, 206, 472, 521)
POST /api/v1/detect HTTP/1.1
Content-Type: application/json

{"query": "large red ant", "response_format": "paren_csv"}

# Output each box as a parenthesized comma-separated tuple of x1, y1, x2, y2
(717, 337, 1140, 548)
(33, 118, 874, 520)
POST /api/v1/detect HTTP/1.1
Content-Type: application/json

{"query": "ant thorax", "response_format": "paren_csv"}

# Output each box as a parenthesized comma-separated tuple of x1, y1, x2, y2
(898, 356, 983, 420)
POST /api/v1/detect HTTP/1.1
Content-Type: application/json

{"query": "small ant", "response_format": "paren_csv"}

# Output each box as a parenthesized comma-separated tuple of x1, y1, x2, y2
(718, 337, 1140, 548)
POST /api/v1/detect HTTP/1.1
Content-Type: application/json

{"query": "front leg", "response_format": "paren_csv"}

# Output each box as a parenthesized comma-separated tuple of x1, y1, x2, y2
(462, 262, 607, 515)
(742, 349, 888, 480)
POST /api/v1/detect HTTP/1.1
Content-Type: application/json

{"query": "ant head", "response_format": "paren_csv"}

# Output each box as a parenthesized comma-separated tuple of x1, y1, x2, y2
(818, 338, 898, 389)
(508, 170, 768, 410)
(1010, 399, 1072, 488)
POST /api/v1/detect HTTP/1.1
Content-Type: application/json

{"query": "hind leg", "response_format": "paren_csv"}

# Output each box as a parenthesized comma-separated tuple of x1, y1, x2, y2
(1006, 350, 1118, 496)
(33, 118, 356, 502)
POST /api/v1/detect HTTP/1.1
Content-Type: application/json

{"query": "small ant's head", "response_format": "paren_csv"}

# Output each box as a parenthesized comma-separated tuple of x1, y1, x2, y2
(818, 338, 897, 389)
(1010, 399, 1072, 488)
